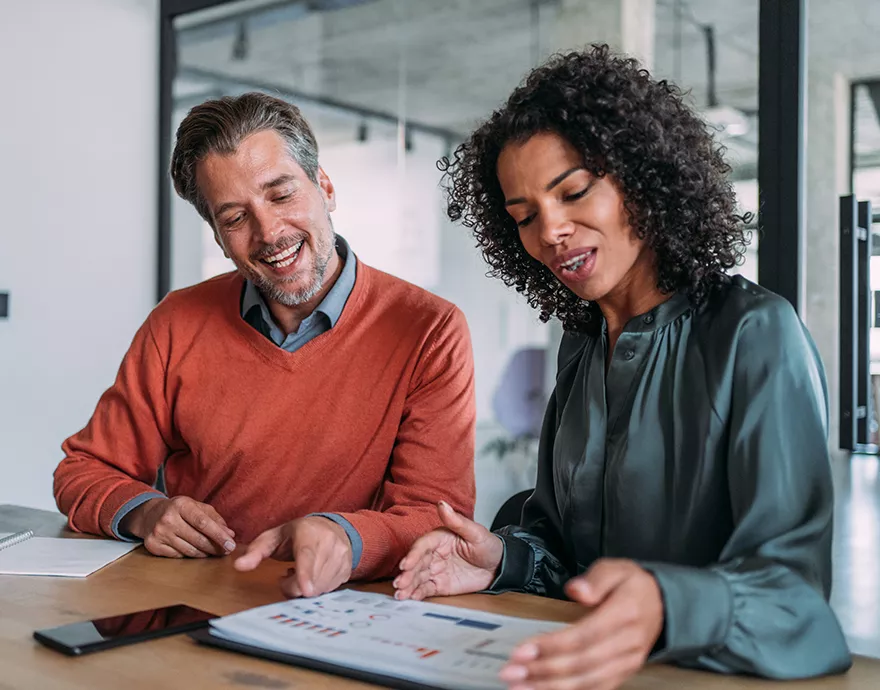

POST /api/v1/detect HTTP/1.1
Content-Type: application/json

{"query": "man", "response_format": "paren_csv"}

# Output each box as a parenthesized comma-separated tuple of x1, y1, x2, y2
(53, 92, 476, 598)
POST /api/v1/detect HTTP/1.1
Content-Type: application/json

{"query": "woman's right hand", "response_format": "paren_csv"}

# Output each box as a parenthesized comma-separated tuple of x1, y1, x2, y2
(393, 501, 505, 600)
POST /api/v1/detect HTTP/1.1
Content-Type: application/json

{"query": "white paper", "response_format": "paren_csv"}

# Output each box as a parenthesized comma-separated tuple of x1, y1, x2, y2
(210, 590, 567, 690)
(0, 536, 138, 577)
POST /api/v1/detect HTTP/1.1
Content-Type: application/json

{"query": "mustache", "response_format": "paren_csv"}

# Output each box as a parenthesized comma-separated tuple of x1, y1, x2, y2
(250, 235, 305, 262)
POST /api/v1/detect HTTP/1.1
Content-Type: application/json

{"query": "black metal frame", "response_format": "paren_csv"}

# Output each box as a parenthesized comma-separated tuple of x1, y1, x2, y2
(840, 195, 860, 451)
(857, 200, 874, 447)
(839, 195, 875, 452)
(757, 0, 806, 314)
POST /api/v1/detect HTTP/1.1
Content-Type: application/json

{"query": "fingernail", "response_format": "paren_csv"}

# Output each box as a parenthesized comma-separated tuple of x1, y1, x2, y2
(224, 540, 236, 551)
(499, 665, 528, 681)
(514, 644, 539, 661)
(392, 577, 400, 588)
(438, 500, 448, 508)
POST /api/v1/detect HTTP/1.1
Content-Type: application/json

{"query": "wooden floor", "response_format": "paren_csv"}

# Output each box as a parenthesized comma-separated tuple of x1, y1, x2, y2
(831, 453, 880, 658)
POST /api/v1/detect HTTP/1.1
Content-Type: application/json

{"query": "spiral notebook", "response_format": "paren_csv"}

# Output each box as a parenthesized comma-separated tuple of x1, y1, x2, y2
(0, 530, 138, 577)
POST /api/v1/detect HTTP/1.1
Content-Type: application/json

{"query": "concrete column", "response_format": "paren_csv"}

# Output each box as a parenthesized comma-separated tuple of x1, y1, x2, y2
(803, 68, 851, 459)
(552, 0, 655, 70)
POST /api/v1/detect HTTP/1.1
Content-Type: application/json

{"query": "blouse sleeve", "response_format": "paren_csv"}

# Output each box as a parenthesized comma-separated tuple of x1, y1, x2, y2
(640, 297, 852, 678)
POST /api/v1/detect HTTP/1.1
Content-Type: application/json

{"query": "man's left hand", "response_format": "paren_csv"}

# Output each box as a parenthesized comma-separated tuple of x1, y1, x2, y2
(499, 559, 664, 690)
(234, 517, 353, 598)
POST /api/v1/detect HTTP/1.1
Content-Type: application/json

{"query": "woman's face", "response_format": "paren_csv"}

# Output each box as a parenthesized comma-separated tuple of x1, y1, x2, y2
(497, 132, 652, 304)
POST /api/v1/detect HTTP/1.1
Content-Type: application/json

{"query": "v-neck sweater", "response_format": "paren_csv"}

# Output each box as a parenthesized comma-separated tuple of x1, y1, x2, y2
(54, 262, 476, 580)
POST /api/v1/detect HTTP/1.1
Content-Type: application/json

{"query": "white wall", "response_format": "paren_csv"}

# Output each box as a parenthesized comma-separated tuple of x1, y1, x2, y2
(0, 0, 158, 509)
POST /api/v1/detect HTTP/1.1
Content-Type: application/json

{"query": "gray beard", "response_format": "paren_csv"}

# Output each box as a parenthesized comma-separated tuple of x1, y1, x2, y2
(253, 268, 325, 307)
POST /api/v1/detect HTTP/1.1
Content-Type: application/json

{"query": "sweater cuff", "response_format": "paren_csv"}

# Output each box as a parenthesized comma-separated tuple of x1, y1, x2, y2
(111, 492, 166, 541)
(638, 561, 733, 661)
(97, 481, 165, 538)
(488, 534, 534, 592)
(308, 513, 363, 570)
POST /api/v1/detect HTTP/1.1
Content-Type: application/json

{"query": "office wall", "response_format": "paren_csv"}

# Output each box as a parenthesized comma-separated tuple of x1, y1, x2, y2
(0, 0, 158, 509)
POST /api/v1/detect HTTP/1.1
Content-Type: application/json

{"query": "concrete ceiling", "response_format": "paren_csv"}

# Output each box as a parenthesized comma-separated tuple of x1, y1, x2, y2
(172, 0, 880, 175)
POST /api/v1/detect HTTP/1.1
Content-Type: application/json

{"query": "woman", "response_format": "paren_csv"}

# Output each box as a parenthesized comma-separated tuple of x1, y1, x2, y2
(392, 45, 851, 689)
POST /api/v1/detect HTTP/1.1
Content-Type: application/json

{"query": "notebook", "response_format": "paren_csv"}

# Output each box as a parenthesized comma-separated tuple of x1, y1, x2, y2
(192, 589, 567, 690)
(0, 531, 138, 577)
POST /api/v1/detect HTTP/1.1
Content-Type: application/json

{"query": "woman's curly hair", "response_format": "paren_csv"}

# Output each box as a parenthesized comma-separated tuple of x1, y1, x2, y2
(441, 44, 751, 331)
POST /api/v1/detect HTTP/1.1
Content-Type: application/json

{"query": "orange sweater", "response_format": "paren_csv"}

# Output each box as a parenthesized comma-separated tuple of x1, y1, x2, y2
(54, 263, 476, 580)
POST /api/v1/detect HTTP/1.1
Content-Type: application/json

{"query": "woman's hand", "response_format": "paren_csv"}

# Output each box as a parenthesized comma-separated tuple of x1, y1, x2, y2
(499, 559, 664, 690)
(393, 501, 505, 600)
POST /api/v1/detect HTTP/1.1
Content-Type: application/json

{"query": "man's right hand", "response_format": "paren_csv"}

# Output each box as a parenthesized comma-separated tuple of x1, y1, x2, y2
(392, 501, 504, 600)
(119, 496, 236, 558)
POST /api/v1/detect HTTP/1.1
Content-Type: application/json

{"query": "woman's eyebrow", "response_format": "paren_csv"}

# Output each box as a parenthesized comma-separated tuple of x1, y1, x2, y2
(544, 166, 586, 191)
(504, 166, 587, 207)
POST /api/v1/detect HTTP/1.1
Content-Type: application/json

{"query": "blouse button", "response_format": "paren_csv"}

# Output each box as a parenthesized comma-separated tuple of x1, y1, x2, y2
(624, 349, 636, 360)
(644, 314, 655, 324)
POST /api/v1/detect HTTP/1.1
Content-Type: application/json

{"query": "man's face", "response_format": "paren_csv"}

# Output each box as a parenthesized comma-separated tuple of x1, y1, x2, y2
(196, 130, 337, 306)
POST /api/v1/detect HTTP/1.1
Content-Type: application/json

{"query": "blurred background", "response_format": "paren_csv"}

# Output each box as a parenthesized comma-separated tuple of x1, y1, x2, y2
(165, 0, 765, 528)
(1, 0, 879, 655)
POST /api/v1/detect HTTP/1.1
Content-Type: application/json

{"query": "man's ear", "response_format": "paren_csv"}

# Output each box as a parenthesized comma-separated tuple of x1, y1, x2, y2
(317, 167, 337, 213)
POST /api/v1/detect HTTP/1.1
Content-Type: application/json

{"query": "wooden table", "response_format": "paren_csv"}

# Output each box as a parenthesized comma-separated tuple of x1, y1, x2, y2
(2, 505, 878, 689)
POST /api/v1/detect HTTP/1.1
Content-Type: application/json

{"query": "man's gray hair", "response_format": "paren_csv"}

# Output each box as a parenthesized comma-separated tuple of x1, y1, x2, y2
(170, 92, 319, 225)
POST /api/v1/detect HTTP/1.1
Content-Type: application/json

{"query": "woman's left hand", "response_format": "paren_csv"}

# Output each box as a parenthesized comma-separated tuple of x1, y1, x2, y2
(499, 559, 664, 690)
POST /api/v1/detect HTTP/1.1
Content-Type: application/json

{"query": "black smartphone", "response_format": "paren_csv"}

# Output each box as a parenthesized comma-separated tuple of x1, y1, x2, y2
(33, 604, 218, 656)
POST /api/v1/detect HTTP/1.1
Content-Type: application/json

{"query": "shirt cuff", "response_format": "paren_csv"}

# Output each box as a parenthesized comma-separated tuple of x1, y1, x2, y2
(111, 492, 166, 541)
(309, 513, 363, 570)
(638, 561, 733, 661)
(488, 534, 534, 592)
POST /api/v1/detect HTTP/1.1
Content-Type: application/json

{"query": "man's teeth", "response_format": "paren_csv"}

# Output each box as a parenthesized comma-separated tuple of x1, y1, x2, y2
(265, 241, 303, 267)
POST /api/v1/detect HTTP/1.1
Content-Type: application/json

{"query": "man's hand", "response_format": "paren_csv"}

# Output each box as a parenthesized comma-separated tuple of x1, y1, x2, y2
(393, 501, 504, 600)
(499, 559, 664, 690)
(234, 517, 353, 598)
(120, 496, 236, 558)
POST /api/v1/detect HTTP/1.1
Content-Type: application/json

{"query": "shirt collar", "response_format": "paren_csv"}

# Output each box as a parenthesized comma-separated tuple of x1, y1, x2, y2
(240, 234, 357, 331)
(618, 292, 692, 334)
(588, 291, 692, 338)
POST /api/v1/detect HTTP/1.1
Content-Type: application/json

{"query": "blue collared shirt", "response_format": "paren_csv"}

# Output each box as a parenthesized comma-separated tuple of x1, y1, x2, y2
(112, 236, 364, 570)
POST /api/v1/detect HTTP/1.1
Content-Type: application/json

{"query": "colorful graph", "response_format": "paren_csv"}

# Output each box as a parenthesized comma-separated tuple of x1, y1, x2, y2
(265, 612, 347, 638)
(261, 593, 515, 669)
